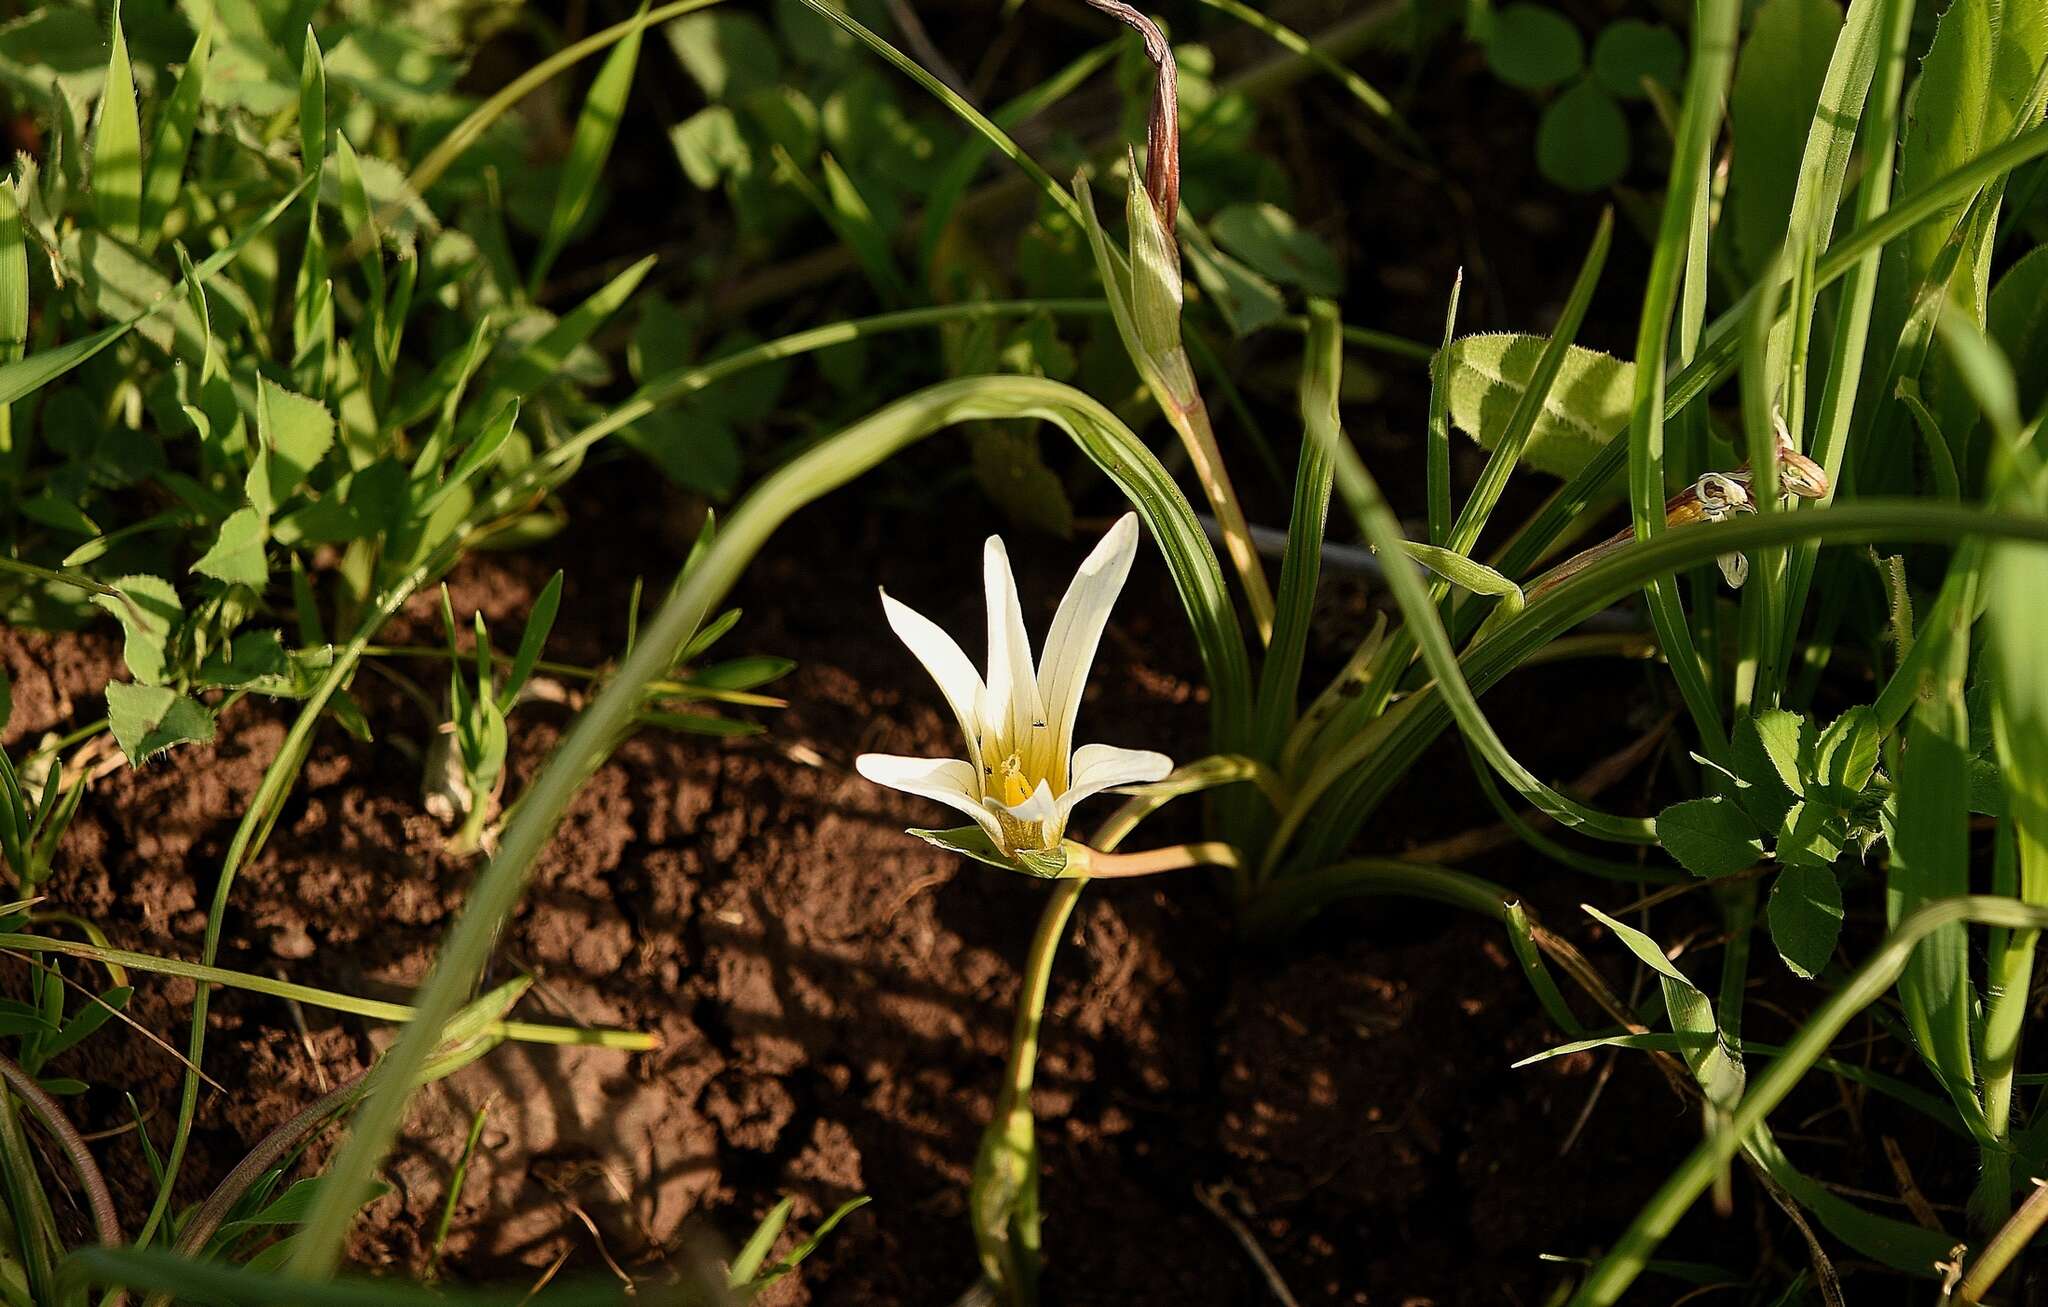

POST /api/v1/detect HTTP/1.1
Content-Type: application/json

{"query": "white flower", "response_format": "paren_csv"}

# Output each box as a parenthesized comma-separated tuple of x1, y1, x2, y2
(856, 513, 1173, 856)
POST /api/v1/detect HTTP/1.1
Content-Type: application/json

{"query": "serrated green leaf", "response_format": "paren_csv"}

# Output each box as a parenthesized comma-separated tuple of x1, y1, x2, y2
(105, 682, 214, 765)
(191, 506, 269, 589)
(1776, 799, 1845, 868)
(1657, 795, 1765, 878)
(92, 575, 180, 685)
(247, 377, 334, 515)
(1769, 863, 1843, 979)
(1441, 332, 1633, 480)
(90, 2, 141, 243)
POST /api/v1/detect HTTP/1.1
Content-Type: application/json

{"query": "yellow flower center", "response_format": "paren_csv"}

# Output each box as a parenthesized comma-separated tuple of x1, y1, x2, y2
(994, 752, 1033, 808)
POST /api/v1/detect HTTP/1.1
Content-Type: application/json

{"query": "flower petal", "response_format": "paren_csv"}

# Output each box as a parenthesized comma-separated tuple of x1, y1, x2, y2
(881, 588, 988, 768)
(1055, 742, 1173, 824)
(855, 753, 1003, 845)
(982, 534, 1046, 756)
(1037, 513, 1139, 774)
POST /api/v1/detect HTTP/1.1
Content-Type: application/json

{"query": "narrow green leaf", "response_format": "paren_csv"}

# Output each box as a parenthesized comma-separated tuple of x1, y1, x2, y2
(1727, 0, 1842, 277)
(139, 14, 210, 243)
(299, 26, 326, 175)
(90, 1, 141, 243)
(499, 571, 563, 713)
(531, 2, 648, 290)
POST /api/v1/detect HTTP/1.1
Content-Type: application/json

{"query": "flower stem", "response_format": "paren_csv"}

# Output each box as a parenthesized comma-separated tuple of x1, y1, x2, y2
(1071, 840, 1240, 878)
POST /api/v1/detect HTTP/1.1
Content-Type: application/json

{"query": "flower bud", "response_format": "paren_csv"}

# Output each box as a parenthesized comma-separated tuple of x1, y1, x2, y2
(1124, 147, 1184, 369)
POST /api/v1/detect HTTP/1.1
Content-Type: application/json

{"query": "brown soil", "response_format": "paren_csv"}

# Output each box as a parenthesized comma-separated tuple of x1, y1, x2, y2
(2, 448, 1834, 1305)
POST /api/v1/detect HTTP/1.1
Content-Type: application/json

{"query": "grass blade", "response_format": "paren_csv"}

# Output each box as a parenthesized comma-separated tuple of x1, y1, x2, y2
(90, 1, 141, 244)
(529, 1, 648, 294)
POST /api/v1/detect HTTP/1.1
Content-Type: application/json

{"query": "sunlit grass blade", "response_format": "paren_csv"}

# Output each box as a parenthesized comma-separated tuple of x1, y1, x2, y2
(138, 13, 210, 248)
(90, 1, 142, 244)
(529, 1, 648, 295)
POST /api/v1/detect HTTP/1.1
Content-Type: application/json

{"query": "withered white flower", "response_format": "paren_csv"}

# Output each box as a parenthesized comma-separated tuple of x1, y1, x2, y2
(856, 512, 1172, 856)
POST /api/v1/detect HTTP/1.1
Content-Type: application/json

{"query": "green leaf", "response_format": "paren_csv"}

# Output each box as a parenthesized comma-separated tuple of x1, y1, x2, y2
(499, 571, 563, 713)
(139, 15, 210, 244)
(1775, 799, 1845, 869)
(105, 682, 214, 766)
(1895, 0, 2048, 306)
(1591, 19, 1684, 99)
(1441, 333, 1633, 479)
(728, 1198, 792, 1287)
(669, 104, 748, 189)
(1584, 906, 1744, 1106)
(191, 506, 269, 589)
(93, 576, 181, 686)
(970, 426, 1072, 538)
(1484, 4, 1584, 90)
(299, 26, 325, 174)
(532, 1, 647, 289)
(665, 10, 781, 101)
(1536, 80, 1629, 192)
(1179, 221, 1286, 336)
(1769, 863, 1843, 979)
(1728, 0, 1842, 278)
(1813, 706, 1882, 803)
(1657, 796, 1764, 878)
(1989, 246, 2048, 421)
(90, 1, 141, 243)
(247, 378, 334, 515)
(1749, 708, 1811, 796)
(1208, 202, 1342, 296)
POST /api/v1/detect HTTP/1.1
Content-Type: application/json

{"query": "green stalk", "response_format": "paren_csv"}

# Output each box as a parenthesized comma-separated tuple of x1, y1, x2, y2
(1626, 0, 1739, 755)
(973, 878, 1080, 1306)
(289, 374, 1248, 1278)
(1569, 897, 2048, 1306)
